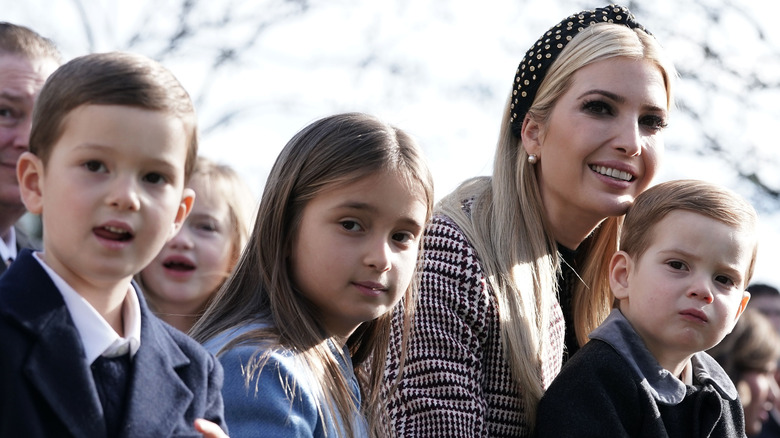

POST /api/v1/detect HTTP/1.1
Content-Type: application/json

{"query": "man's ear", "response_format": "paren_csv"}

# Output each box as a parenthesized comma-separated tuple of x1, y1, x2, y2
(609, 251, 633, 301)
(169, 187, 195, 238)
(17, 152, 44, 215)
(520, 114, 543, 158)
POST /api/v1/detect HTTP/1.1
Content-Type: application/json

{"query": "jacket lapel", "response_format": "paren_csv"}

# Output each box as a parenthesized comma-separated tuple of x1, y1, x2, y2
(5, 251, 106, 438)
(121, 288, 193, 438)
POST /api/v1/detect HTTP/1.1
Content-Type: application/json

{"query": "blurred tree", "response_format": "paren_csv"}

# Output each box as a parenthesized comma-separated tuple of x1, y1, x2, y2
(6, 0, 780, 212)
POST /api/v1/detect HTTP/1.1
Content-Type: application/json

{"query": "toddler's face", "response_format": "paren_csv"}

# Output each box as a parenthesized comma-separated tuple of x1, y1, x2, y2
(612, 210, 753, 369)
(20, 104, 193, 292)
(140, 176, 234, 311)
(288, 170, 428, 340)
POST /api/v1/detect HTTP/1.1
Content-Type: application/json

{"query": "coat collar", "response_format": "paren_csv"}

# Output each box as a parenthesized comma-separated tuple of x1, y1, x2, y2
(589, 309, 738, 405)
(1, 249, 194, 438)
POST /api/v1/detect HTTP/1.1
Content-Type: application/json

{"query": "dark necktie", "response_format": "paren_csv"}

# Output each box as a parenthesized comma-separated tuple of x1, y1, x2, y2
(91, 352, 132, 436)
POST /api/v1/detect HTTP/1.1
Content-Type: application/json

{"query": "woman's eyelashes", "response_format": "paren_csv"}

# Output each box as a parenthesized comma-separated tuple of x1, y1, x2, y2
(582, 99, 668, 132)
(640, 114, 668, 131)
(582, 99, 612, 116)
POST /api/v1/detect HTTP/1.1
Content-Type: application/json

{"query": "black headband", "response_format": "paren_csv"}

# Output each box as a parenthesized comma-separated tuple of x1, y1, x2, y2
(509, 4, 650, 138)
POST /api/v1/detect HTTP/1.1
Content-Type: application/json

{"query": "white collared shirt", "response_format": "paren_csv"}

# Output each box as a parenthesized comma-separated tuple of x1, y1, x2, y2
(0, 227, 17, 264)
(33, 252, 142, 363)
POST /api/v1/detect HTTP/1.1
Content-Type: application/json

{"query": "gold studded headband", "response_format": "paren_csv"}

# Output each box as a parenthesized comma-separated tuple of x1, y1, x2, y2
(509, 4, 650, 138)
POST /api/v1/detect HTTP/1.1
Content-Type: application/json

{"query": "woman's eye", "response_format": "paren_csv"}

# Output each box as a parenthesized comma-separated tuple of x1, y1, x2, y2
(640, 115, 668, 131)
(582, 100, 612, 115)
(341, 220, 362, 232)
(84, 161, 105, 172)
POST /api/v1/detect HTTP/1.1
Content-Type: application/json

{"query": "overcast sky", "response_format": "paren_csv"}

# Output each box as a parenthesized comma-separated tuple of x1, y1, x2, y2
(6, 0, 780, 286)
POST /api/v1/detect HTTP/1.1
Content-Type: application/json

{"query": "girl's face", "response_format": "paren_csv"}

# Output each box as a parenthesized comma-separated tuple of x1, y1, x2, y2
(523, 57, 668, 248)
(740, 367, 780, 436)
(140, 176, 235, 313)
(289, 170, 428, 341)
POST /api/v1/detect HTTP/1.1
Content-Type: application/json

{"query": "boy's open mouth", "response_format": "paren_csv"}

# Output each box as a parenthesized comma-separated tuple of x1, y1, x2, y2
(94, 226, 133, 242)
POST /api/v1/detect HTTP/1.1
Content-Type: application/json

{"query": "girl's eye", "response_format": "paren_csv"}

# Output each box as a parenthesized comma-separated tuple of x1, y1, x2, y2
(640, 114, 668, 131)
(341, 220, 363, 232)
(667, 260, 687, 271)
(143, 172, 166, 184)
(582, 100, 612, 116)
(84, 160, 105, 172)
(195, 221, 218, 232)
(392, 232, 415, 244)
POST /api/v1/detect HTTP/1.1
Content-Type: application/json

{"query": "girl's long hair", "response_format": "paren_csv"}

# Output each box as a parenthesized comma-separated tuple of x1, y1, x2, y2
(191, 112, 434, 437)
(438, 23, 676, 427)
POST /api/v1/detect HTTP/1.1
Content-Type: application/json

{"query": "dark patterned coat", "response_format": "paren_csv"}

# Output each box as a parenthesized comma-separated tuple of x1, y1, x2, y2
(535, 310, 747, 438)
(384, 212, 566, 437)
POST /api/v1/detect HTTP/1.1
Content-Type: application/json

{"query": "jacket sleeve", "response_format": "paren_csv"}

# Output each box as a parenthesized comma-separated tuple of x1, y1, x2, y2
(534, 341, 642, 438)
(202, 353, 228, 433)
(217, 346, 321, 438)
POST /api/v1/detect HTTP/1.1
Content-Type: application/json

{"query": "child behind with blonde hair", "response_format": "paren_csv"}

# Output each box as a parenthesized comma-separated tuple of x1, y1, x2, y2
(140, 156, 256, 333)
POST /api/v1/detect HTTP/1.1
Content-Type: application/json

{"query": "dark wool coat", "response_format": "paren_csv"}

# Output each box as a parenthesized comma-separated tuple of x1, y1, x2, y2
(535, 310, 746, 438)
(0, 249, 226, 437)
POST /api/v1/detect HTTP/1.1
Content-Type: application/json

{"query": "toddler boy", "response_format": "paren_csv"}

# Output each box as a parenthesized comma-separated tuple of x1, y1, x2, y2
(0, 52, 226, 437)
(536, 179, 756, 437)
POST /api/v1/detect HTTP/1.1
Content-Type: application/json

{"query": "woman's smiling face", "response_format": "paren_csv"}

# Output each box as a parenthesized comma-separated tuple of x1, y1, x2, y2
(524, 56, 668, 248)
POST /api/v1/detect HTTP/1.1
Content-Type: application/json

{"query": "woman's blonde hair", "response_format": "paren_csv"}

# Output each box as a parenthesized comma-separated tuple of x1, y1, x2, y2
(191, 113, 434, 437)
(438, 23, 676, 427)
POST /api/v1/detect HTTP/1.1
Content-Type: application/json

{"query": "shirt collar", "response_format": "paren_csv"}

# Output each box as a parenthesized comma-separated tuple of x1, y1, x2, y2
(33, 252, 142, 363)
(589, 309, 738, 404)
(0, 227, 17, 262)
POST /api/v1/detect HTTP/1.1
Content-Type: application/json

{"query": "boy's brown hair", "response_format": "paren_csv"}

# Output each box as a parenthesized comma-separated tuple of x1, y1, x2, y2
(0, 22, 61, 62)
(29, 52, 198, 180)
(620, 179, 759, 283)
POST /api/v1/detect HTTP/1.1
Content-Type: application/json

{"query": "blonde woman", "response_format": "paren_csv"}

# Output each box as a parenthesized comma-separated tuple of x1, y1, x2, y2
(383, 4, 676, 436)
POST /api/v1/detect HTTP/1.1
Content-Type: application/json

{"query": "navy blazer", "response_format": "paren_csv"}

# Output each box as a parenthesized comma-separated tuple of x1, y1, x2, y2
(0, 249, 226, 437)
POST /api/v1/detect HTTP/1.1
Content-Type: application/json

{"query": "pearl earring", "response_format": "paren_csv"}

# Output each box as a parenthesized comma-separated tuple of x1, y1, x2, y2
(527, 154, 538, 165)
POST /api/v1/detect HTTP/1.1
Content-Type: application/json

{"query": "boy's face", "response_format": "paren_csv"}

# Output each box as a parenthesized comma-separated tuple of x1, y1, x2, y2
(17, 104, 194, 294)
(610, 210, 752, 369)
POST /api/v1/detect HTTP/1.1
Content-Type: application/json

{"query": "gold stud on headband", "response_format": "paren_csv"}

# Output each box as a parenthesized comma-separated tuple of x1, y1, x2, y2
(509, 4, 651, 138)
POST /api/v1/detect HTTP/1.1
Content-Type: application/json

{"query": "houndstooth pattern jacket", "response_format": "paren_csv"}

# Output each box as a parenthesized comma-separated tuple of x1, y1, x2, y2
(383, 211, 566, 437)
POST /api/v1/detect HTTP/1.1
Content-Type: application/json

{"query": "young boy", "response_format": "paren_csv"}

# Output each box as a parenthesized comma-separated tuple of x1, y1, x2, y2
(0, 52, 226, 437)
(535, 179, 756, 438)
